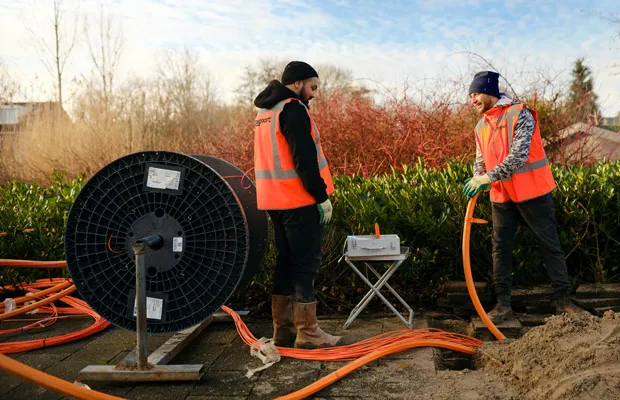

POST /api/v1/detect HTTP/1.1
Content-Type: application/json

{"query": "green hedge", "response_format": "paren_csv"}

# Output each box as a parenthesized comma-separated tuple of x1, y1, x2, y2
(0, 172, 86, 285)
(322, 160, 620, 308)
(2, 163, 619, 307)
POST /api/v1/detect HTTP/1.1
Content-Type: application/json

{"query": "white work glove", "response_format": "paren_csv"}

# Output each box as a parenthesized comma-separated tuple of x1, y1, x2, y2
(463, 174, 491, 198)
(317, 199, 333, 224)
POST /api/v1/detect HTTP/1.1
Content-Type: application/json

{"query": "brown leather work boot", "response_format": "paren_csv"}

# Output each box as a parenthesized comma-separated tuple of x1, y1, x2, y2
(556, 296, 588, 315)
(271, 294, 297, 347)
(292, 301, 343, 349)
(487, 303, 514, 324)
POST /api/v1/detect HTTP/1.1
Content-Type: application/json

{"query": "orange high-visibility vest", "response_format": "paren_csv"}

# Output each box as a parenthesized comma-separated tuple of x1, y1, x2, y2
(254, 98, 334, 210)
(475, 103, 556, 203)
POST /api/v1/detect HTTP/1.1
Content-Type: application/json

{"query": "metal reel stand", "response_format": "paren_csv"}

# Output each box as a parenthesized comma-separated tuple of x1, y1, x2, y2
(78, 239, 231, 382)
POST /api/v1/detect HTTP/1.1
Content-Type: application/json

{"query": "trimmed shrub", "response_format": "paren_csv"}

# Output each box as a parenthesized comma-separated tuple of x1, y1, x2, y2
(2, 163, 619, 307)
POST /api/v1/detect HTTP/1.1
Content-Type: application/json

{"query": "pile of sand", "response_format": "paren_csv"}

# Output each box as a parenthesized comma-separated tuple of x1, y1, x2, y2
(479, 311, 620, 399)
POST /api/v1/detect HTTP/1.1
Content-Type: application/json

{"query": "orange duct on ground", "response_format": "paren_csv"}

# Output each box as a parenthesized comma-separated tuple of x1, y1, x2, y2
(0, 259, 67, 268)
(0, 353, 125, 400)
(274, 339, 476, 400)
(0, 280, 72, 308)
(0, 279, 110, 354)
(220, 306, 482, 400)
(0, 285, 76, 322)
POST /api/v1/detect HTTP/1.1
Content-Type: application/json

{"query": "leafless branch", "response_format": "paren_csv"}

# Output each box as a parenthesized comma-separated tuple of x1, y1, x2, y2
(83, 4, 124, 112)
(22, 0, 79, 106)
(454, 51, 521, 102)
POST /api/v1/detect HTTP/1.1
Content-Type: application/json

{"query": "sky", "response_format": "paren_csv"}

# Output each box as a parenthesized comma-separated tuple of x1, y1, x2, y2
(1, 0, 619, 116)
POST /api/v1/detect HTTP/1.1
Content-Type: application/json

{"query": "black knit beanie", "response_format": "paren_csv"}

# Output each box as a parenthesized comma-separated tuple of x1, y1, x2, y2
(468, 71, 500, 98)
(281, 61, 319, 85)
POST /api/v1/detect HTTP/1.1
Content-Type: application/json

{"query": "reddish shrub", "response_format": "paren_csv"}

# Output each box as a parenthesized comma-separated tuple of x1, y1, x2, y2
(312, 91, 478, 177)
(172, 91, 480, 179)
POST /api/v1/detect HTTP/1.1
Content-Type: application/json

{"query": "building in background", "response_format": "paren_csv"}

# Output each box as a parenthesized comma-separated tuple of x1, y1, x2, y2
(0, 102, 67, 152)
(550, 122, 620, 164)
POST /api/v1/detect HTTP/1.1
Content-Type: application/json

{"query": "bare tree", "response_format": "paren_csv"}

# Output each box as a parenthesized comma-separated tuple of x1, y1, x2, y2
(83, 4, 124, 112)
(455, 50, 522, 101)
(314, 63, 354, 94)
(608, 13, 620, 75)
(0, 59, 20, 103)
(234, 58, 286, 104)
(23, 0, 79, 107)
(235, 59, 357, 104)
(155, 48, 216, 135)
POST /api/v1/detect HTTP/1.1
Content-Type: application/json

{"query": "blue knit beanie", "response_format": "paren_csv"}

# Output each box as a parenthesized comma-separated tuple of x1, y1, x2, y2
(468, 71, 500, 98)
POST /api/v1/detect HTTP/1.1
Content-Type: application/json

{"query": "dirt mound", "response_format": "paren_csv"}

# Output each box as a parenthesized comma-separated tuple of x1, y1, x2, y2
(479, 311, 620, 399)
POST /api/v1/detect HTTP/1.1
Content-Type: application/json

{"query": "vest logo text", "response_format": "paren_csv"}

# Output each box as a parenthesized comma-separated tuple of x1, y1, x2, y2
(255, 117, 272, 126)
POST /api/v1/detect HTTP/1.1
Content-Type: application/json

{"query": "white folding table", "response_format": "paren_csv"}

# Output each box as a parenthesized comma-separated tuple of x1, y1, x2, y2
(343, 246, 413, 329)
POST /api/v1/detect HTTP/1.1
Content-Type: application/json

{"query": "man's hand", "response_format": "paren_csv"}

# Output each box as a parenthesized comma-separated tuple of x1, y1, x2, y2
(317, 199, 333, 224)
(463, 175, 491, 198)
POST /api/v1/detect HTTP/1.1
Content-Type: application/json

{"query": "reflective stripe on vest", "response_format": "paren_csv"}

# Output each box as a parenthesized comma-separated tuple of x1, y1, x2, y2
(500, 156, 550, 182)
(255, 100, 328, 180)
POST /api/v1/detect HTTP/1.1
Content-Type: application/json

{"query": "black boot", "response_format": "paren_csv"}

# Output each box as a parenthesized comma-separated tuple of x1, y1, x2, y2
(487, 295, 513, 324)
(556, 295, 588, 315)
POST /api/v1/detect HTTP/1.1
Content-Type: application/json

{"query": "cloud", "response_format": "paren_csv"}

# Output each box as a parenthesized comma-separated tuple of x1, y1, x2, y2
(1, 0, 619, 116)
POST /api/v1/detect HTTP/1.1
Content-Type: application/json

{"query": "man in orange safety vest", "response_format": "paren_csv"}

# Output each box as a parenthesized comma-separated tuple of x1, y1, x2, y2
(464, 71, 586, 323)
(254, 61, 343, 349)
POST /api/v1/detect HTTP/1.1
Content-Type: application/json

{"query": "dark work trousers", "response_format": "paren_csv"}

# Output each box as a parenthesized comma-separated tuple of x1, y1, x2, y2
(492, 193, 572, 301)
(268, 205, 324, 303)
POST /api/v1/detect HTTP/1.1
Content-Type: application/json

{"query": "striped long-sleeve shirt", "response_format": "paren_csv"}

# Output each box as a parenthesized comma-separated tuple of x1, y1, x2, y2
(474, 95, 536, 182)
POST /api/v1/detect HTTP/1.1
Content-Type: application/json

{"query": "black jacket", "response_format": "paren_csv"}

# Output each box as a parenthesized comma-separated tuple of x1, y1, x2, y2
(254, 80, 328, 204)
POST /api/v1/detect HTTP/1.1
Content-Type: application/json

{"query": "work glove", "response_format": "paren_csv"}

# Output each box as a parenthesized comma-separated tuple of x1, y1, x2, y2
(317, 199, 333, 224)
(463, 175, 491, 198)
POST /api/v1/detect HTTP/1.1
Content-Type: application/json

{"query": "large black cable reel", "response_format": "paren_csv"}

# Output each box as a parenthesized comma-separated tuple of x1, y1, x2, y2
(64, 152, 269, 334)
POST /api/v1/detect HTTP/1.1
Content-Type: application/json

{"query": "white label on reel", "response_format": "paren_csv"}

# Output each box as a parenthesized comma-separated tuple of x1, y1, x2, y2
(146, 167, 181, 190)
(133, 296, 164, 320)
(173, 237, 183, 252)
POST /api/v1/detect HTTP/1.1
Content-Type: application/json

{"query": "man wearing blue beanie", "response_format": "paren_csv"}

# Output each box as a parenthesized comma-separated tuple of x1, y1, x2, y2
(463, 71, 586, 323)
(468, 71, 501, 99)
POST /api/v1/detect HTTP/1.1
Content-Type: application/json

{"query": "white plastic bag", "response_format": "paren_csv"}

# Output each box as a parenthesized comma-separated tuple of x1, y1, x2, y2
(245, 337, 281, 378)
(24, 292, 39, 314)
(3, 298, 16, 313)
(73, 380, 92, 390)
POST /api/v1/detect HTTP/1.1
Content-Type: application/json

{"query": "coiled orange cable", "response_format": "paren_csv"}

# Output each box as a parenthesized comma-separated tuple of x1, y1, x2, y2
(220, 305, 483, 399)
(0, 278, 111, 354)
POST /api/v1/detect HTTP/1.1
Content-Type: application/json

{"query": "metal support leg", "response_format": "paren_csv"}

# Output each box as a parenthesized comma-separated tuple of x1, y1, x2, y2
(363, 262, 413, 328)
(343, 248, 414, 329)
(133, 242, 149, 369)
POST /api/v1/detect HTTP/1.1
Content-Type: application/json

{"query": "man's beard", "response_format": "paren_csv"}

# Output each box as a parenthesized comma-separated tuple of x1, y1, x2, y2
(300, 91, 311, 106)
